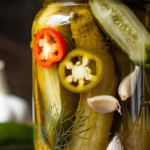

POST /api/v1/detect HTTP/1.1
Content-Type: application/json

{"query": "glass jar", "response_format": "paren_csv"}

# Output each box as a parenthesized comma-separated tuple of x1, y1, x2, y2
(31, 0, 150, 150)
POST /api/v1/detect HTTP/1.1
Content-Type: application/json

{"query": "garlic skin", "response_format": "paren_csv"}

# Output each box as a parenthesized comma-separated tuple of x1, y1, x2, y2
(87, 95, 122, 115)
(118, 65, 140, 101)
(106, 135, 124, 150)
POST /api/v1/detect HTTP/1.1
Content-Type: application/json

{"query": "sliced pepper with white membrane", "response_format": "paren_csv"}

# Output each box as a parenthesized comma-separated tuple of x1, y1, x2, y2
(58, 49, 103, 93)
(34, 27, 66, 68)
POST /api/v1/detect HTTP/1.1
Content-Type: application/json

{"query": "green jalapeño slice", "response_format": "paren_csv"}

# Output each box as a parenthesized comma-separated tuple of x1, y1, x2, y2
(58, 49, 103, 93)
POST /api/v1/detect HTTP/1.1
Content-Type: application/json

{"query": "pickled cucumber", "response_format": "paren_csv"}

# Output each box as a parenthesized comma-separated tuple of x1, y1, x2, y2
(31, 3, 82, 150)
(89, 0, 150, 68)
(66, 7, 116, 150)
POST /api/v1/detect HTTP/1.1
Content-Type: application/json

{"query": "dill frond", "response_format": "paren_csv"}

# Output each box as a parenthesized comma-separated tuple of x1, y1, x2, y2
(36, 103, 91, 150)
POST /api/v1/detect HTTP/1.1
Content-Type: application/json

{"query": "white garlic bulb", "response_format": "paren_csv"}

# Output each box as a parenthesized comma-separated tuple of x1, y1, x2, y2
(7, 95, 31, 123)
(118, 65, 140, 101)
(0, 94, 32, 124)
(107, 135, 124, 150)
(0, 94, 14, 122)
(87, 95, 122, 115)
(0, 60, 31, 124)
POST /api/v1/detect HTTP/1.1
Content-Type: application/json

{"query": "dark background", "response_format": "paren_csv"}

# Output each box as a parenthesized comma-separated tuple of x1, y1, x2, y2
(0, 0, 40, 106)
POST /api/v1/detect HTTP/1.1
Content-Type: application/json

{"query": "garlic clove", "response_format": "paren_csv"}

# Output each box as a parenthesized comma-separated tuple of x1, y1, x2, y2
(118, 65, 140, 101)
(87, 95, 122, 115)
(106, 135, 124, 150)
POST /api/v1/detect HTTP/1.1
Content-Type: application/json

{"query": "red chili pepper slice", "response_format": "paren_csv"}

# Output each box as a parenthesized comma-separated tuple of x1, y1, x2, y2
(34, 27, 66, 68)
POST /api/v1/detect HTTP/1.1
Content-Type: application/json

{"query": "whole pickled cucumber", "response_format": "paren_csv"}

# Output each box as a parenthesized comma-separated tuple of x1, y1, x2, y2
(31, 3, 81, 150)
(67, 7, 116, 150)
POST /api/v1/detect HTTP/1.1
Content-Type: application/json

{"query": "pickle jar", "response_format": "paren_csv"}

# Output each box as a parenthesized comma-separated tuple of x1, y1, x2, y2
(31, 0, 150, 150)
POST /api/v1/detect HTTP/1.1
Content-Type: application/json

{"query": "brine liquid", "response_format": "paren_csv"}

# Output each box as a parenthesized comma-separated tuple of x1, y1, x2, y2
(32, 2, 150, 150)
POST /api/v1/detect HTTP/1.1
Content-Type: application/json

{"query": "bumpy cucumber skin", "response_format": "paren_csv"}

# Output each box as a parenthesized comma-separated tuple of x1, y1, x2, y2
(67, 7, 116, 150)
(31, 3, 83, 150)
(89, 0, 150, 68)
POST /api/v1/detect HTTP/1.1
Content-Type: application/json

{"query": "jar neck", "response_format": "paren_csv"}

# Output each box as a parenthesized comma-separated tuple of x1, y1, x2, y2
(41, 0, 87, 4)
(74, 0, 88, 3)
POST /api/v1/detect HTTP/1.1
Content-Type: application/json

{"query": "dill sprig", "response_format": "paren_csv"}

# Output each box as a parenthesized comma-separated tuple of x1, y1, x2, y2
(36, 103, 91, 150)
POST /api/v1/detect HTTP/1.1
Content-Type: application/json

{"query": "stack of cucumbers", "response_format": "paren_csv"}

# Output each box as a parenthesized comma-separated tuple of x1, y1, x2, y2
(31, 0, 150, 150)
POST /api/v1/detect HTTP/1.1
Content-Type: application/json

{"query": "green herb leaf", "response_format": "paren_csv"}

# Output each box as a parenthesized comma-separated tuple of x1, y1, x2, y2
(36, 103, 91, 150)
